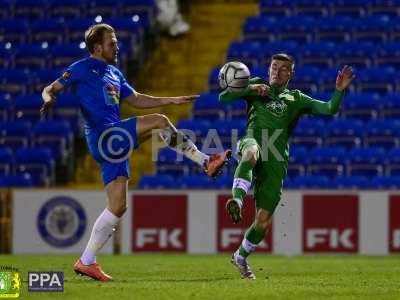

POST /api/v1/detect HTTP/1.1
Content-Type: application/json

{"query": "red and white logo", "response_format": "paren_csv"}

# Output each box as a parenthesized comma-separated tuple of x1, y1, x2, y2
(303, 195, 358, 253)
(217, 195, 272, 253)
(389, 195, 400, 253)
(132, 195, 187, 252)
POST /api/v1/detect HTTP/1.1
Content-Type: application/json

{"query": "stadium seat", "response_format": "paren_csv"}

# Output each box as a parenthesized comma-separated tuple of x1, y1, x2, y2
(357, 67, 396, 94)
(32, 121, 73, 163)
(192, 92, 224, 120)
(329, 0, 367, 17)
(66, 18, 97, 43)
(208, 66, 221, 91)
(368, 0, 400, 17)
(179, 175, 217, 189)
(14, 147, 55, 186)
(335, 42, 375, 68)
(352, 16, 390, 43)
(276, 16, 315, 43)
(0, 46, 13, 69)
(292, 118, 325, 148)
(299, 42, 336, 68)
(0, 174, 34, 188)
(0, 147, 13, 175)
(13, 94, 43, 122)
(375, 42, 400, 68)
(0, 121, 32, 150)
(86, 0, 118, 19)
(290, 66, 320, 94)
(316, 16, 353, 42)
(0, 96, 11, 122)
(0, 20, 30, 43)
(33, 69, 61, 94)
(14, 44, 49, 69)
(385, 148, 400, 176)
(307, 146, 347, 178)
(325, 119, 364, 148)
(0, 69, 30, 95)
(334, 175, 370, 190)
(138, 175, 177, 189)
(295, 0, 328, 17)
(346, 147, 386, 178)
(364, 119, 400, 149)
(13, 0, 47, 20)
(53, 93, 81, 134)
(48, 0, 84, 19)
(341, 93, 379, 120)
(288, 145, 307, 177)
(227, 41, 263, 67)
(370, 175, 400, 189)
(292, 175, 331, 189)
(30, 19, 67, 44)
(259, 0, 292, 17)
(242, 16, 277, 42)
(49, 44, 88, 69)
(380, 94, 400, 119)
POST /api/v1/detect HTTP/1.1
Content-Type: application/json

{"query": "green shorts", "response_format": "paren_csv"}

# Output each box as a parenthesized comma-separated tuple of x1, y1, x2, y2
(237, 137, 288, 214)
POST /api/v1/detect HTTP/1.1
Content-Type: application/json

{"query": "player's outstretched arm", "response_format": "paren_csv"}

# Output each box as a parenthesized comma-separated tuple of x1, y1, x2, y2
(124, 92, 199, 108)
(219, 77, 267, 104)
(302, 65, 355, 115)
(40, 80, 65, 116)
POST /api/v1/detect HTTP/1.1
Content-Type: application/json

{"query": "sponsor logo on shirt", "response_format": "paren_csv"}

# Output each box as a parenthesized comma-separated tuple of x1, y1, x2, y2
(266, 100, 288, 118)
(104, 83, 120, 105)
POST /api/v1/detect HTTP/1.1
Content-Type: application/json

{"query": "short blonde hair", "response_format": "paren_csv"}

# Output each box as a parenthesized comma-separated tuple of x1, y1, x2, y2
(84, 23, 115, 54)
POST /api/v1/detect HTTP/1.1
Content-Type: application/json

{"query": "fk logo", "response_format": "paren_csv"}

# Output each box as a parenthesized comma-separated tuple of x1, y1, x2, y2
(306, 228, 355, 249)
(136, 228, 183, 248)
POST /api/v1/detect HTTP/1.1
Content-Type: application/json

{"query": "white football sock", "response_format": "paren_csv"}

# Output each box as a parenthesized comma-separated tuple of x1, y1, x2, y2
(80, 208, 120, 265)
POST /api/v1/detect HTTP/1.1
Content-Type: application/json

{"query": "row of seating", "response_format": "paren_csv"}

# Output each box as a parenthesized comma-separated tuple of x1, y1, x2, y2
(259, 0, 400, 17)
(0, 0, 156, 20)
(0, 147, 55, 186)
(209, 65, 399, 94)
(226, 41, 400, 69)
(138, 174, 400, 190)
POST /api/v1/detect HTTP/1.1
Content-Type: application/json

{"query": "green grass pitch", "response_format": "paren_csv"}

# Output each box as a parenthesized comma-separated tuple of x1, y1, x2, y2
(0, 255, 399, 300)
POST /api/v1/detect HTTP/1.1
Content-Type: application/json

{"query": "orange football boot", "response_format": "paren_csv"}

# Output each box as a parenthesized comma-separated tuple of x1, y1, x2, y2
(73, 259, 112, 282)
(204, 150, 232, 177)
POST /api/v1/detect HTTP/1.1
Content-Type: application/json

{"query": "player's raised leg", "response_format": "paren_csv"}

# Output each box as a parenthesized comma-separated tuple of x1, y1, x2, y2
(136, 113, 231, 177)
(74, 176, 128, 281)
(231, 208, 272, 280)
(226, 138, 259, 223)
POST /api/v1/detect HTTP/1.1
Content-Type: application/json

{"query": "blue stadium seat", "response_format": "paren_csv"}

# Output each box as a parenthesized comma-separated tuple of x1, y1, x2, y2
(307, 146, 347, 178)
(325, 119, 364, 148)
(225, 98, 247, 120)
(276, 16, 316, 43)
(0, 147, 13, 175)
(0, 46, 13, 69)
(192, 92, 223, 120)
(364, 119, 400, 149)
(385, 148, 400, 176)
(13, 0, 47, 20)
(156, 148, 191, 176)
(14, 94, 43, 122)
(380, 94, 400, 118)
(208, 66, 221, 91)
(316, 16, 353, 42)
(214, 175, 233, 188)
(53, 93, 81, 134)
(0, 121, 32, 150)
(341, 93, 379, 120)
(292, 175, 331, 189)
(30, 19, 67, 44)
(329, 0, 367, 17)
(292, 118, 325, 148)
(138, 175, 177, 189)
(0, 0, 12, 19)
(179, 175, 217, 189)
(0, 96, 11, 121)
(352, 16, 390, 43)
(227, 41, 263, 67)
(66, 18, 97, 43)
(0, 20, 30, 43)
(14, 147, 55, 186)
(242, 16, 277, 42)
(49, 44, 88, 69)
(346, 147, 386, 178)
(299, 42, 336, 68)
(118, 0, 157, 22)
(0, 174, 34, 188)
(14, 44, 49, 69)
(376, 42, 400, 67)
(294, 0, 328, 17)
(32, 121, 73, 162)
(0, 69, 30, 95)
(334, 175, 370, 189)
(33, 69, 61, 94)
(48, 0, 84, 19)
(368, 0, 400, 17)
(335, 42, 375, 68)
(357, 67, 396, 94)
(86, 0, 118, 19)
(290, 66, 320, 94)
(370, 175, 400, 189)
(288, 145, 307, 176)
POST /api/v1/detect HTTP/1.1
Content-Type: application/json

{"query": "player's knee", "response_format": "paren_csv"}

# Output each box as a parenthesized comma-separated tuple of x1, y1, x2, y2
(254, 209, 271, 232)
(111, 203, 127, 217)
(242, 145, 259, 166)
(154, 113, 170, 129)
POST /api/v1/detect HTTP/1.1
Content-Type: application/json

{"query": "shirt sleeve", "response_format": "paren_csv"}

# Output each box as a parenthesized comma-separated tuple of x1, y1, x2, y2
(218, 77, 265, 104)
(119, 73, 135, 100)
(56, 62, 82, 88)
(296, 89, 345, 116)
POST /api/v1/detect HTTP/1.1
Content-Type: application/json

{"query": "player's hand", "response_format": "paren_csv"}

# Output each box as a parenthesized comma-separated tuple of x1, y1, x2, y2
(169, 95, 200, 104)
(249, 84, 270, 97)
(40, 91, 56, 116)
(336, 65, 355, 91)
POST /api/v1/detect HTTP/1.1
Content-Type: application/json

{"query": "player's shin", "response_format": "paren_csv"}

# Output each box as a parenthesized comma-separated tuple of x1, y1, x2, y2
(80, 208, 120, 265)
(159, 127, 209, 166)
(237, 224, 265, 259)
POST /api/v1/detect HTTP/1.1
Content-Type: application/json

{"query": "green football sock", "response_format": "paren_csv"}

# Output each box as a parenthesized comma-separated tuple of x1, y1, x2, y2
(232, 160, 254, 203)
(238, 224, 265, 258)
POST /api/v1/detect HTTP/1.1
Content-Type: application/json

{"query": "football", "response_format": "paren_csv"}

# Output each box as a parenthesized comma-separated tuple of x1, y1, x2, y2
(218, 61, 250, 92)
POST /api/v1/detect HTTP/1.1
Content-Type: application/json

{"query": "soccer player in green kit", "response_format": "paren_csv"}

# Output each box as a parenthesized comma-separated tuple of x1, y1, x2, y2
(219, 53, 355, 279)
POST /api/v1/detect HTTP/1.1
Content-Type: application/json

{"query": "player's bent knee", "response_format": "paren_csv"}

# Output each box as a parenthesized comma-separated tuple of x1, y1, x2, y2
(254, 209, 271, 232)
(154, 113, 170, 129)
(242, 145, 259, 165)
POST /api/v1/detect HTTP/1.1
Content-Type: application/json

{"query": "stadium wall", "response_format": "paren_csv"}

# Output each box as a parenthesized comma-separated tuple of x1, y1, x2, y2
(11, 190, 399, 255)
